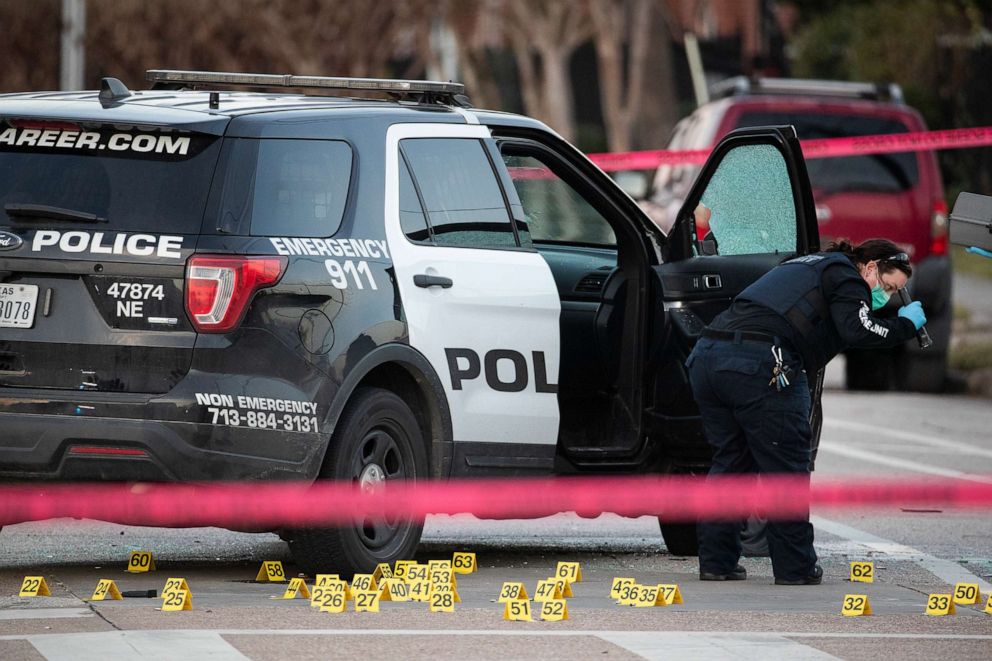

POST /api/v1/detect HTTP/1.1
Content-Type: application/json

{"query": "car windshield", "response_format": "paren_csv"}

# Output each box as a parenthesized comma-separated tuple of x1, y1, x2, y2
(735, 111, 919, 194)
(0, 122, 222, 233)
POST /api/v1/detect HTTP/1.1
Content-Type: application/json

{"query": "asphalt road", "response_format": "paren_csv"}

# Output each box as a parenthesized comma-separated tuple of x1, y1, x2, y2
(1, 387, 990, 660)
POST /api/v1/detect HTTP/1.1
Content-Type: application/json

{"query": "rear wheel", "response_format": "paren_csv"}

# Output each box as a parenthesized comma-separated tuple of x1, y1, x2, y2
(844, 349, 893, 391)
(659, 521, 698, 556)
(897, 353, 947, 393)
(287, 387, 427, 578)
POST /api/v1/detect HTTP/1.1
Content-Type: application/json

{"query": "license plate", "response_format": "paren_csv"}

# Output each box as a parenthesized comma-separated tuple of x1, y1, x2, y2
(0, 284, 39, 329)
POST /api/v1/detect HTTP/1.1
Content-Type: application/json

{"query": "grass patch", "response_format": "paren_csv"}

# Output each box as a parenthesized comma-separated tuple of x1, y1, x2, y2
(952, 245, 992, 279)
(950, 340, 992, 370)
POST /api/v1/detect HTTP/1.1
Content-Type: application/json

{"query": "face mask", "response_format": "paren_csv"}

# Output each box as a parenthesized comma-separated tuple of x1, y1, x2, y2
(871, 284, 890, 311)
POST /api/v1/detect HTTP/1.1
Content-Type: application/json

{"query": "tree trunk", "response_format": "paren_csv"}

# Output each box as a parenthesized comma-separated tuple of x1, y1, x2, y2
(537, 43, 576, 140)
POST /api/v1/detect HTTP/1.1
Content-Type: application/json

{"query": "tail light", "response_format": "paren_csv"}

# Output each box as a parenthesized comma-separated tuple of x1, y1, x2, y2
(185, 255, 287, 333)
(929, 199, 948, 257)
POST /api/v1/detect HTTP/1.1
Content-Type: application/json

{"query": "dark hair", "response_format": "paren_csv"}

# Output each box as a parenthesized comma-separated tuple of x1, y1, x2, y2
(824, 238, 913, 278)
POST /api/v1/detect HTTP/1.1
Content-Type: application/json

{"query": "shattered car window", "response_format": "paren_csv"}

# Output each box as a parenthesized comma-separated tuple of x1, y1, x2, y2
(699, 144, 797, 255)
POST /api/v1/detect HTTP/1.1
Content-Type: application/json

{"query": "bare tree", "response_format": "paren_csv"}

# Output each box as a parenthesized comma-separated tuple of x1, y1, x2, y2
(588, 0, 653, 152)
(504, 0, 592, 141)
(435, 0, 505, 110)
(0, 0, 60, 92)
(0, 1, 436, 92)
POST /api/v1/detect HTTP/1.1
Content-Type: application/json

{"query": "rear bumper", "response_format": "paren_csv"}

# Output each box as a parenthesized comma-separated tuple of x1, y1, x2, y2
(0, 412, 326, 481)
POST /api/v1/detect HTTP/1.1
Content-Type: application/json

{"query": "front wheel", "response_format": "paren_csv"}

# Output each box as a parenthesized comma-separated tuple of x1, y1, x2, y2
(287, 387, 427, 578)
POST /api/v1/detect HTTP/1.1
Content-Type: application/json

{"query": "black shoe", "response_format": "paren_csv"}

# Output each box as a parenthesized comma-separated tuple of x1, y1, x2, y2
(700, 564, 747, 581)
(774, 564, 823, 585)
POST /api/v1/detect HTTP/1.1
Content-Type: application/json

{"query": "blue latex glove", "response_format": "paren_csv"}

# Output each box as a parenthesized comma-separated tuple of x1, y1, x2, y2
(898, 301, 927, 330)
(966, 246, 992, 259)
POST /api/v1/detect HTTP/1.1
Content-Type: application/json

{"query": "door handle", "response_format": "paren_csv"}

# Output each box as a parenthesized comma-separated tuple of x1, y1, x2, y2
(414, 274, 453, 289)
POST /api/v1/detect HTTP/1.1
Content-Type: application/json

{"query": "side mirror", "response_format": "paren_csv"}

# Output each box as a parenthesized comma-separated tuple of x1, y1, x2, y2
(950, 192, 992, 252)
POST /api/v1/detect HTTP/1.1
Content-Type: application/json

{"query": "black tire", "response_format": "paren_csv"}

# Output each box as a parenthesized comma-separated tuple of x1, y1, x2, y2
(844, 349, 893, 391)
(287, 387, 428, 578)
(897, 353, 947, 393)
(659, 520, 699, 556)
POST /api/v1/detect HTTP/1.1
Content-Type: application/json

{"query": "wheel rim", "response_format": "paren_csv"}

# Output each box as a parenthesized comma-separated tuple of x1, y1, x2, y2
(350, 424, 412, 552)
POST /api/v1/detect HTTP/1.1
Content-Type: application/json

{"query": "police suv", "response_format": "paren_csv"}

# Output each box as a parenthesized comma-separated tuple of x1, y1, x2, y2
(0, 71, 823, 574)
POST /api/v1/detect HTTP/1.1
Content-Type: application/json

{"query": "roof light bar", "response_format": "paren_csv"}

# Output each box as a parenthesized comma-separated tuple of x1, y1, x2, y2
(145, 69, 465, 96)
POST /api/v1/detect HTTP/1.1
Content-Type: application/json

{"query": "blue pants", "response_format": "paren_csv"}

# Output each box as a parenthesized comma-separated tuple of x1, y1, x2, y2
(686, 336, 818, 582)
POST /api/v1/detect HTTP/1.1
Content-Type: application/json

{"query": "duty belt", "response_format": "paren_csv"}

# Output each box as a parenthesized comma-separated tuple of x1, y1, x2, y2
(701, 328, 777, 345)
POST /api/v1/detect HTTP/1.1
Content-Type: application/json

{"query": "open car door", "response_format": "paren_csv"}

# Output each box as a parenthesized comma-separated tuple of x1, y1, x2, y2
(647, 126, 822, 470)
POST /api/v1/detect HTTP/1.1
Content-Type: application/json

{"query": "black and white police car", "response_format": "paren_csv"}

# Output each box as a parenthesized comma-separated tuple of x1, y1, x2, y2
(0, 70, 823, 574)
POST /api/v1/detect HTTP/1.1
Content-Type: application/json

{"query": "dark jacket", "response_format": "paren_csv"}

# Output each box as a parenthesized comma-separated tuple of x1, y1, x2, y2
(710, 252, 917, 373)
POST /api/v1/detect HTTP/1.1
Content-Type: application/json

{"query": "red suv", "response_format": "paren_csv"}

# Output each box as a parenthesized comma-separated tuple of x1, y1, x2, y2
(645, 77, 951, 392)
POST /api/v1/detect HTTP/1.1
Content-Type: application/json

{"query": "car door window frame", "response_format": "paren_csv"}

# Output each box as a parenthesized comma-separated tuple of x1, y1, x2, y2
(398, 136, 525, 252)
(666, 126, 817, 264)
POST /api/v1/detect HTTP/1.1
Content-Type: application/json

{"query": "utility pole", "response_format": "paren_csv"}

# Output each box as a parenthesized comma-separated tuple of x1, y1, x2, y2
(684, 32, 708, 108)
(428, 17, 458, 83)
(60, 0, 86, 90)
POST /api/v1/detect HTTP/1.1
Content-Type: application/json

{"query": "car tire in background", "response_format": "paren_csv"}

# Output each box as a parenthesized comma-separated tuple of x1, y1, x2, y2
(898, 351, 948, 393)
(659, 520, 699, 556)
(844, 348, 894, 390)
(287, 387, 427, 578)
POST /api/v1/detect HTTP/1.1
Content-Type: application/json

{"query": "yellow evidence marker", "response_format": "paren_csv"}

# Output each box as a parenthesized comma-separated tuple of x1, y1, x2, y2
(317, 589, 348, 613)
(314, 574, 340, 587)
(617, 583, 641, 606)
(430, 568, 456, 590)
(255, 560, 286, 582)
(925, 593, 956, 616)
(162, 577, 190, 598)
(373, 563, 392, 582)
(309, 585, 329, 608)
(408, 579, 431, 602)
(428, 559, 452, 574)
(498, 582, 529, 602)
(849, 561, 874, 583)
(430, 582, 461, 603)
(393, 560, 415, 581)
(633, 585, 660, 608)
(503, 598, 532, 621)
(551, 578, 573, 597)
(841, 594, 872, 616)
(610, 577, 636, 600)
(534, 578, 563, 602)
(351, 573, 377, 593)
(90, 579, 123, 601)
(162, 589, 192, 611)
(126, 550, 156, 573)
(540, 598, 569, 621)
(430, 589, 456, 613)
(556, 561, 582, 584)
(354, 590, 381, 613)
(19, 576, 51, 597)
(324, 579, 353, 601)
(452, 552, 477, 574)
(952, 583, 983, 605)
(984, 592, 992, 614)
(405, 563, 429, 583)
(279, 578, 311, 600)
(656, 584, 684, 606)
(386, 579, 411, 602)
